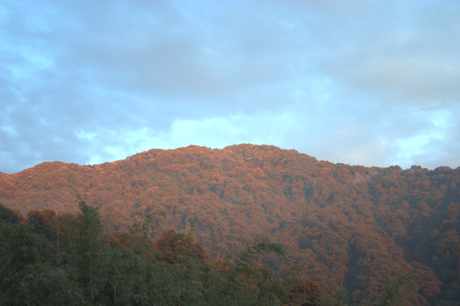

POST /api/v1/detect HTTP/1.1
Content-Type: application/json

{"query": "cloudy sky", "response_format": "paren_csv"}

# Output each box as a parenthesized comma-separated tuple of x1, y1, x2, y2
(1, 0, 459, 174)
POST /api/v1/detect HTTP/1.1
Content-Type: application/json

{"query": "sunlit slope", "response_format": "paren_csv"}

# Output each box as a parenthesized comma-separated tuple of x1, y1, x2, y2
(1, 144, 459, 303)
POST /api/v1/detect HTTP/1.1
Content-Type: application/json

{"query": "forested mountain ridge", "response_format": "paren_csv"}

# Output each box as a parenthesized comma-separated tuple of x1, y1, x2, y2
(1, 144, 459, 305)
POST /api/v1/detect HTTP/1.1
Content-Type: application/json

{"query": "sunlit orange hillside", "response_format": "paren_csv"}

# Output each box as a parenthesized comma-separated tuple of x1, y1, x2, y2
(1, 144, 459, 304)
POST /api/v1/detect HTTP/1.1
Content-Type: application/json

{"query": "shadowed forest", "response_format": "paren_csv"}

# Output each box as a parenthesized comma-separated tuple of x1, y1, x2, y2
(1, 144, 459, 305)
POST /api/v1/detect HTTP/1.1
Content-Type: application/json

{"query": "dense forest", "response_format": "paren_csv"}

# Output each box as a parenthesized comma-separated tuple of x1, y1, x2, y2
(1, 144, 459, 305)
(1, 195, 327, 305)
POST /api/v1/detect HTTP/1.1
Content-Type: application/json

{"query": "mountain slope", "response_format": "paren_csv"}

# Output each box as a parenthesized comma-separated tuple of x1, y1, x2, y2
(1, 144, 459, 305)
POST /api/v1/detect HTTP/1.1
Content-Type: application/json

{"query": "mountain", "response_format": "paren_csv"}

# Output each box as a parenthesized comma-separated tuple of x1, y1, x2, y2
(1, 144, 459, 305)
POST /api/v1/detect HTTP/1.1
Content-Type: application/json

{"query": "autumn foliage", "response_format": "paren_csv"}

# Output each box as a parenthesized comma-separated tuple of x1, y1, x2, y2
(1, 144, 459, 304)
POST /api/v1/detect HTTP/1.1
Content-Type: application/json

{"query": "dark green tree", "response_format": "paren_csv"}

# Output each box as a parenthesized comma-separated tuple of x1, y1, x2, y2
(60, 191, 109, 305)
(0, 223, 81, 305)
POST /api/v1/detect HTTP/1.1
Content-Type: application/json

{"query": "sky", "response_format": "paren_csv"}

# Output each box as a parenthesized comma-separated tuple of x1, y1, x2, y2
(1, 0, 459, 174)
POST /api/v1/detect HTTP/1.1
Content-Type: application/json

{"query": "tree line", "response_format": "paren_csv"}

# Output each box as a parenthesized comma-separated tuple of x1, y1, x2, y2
(1, 194, 325, 306)
(1, 193, 416, 306)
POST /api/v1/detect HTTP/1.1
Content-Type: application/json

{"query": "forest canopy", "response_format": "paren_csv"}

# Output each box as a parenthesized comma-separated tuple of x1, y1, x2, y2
(1, 144, 459, 305)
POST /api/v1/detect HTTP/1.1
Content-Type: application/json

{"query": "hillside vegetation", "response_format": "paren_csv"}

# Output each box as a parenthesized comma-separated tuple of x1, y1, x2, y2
(1, 144, 459, 305)
(1, 197, 324, 306)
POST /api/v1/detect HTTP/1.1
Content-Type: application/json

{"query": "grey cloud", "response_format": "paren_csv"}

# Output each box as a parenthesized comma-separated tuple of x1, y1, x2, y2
(47, 0, 301, 107)
(304, 1, 460, 105)
(1, 0, 459, 173)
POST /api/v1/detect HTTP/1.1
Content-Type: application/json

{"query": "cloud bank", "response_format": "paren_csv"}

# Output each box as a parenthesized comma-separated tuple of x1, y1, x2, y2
(1, 0, 459, 173)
